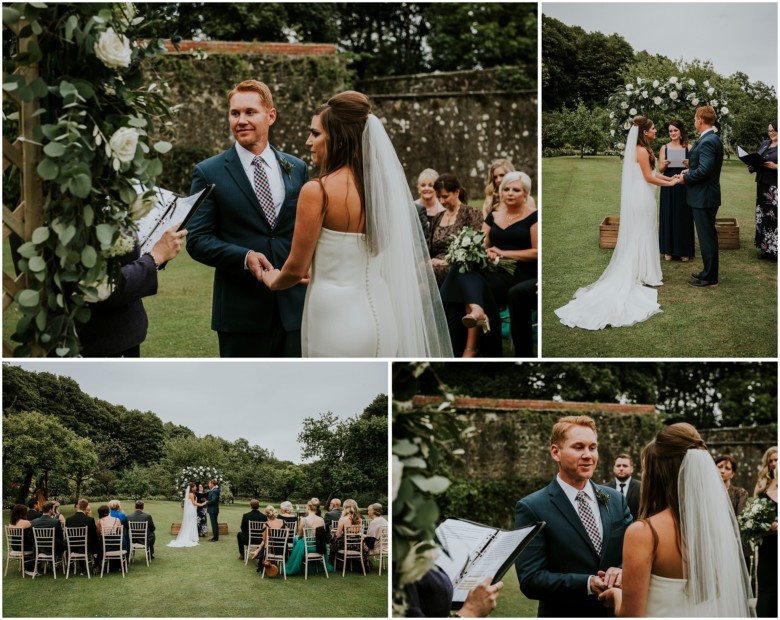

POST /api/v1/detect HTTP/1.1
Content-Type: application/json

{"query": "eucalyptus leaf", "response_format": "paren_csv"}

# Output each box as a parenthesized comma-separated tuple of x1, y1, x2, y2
(81, 245, 97, 268)
(32, 226, 50, 244)
(393, 439, 420, 456)
(128, 116, 148, 128)
(75, 307, 91, 323)
(83, 204, 94, 226)
(35, 308, 47, 331)
(17, 242, 38, 258)
(59, 81, 77, 98)
(68, 173, 92, 198)
(145, 158, 163, 177)
(96, 223, 115, 246)
(64, 14, 78, 42)
(58, 224, 76, 246)
(3, 6, 21, 24)
(410, 474, 450, 494)
(29, 77, 48, 98)
(55, 347, 71, 357)
(43, 141, 66, 157)
(153, 141, 172, 154)
(401, 456, 427, 469)
(17, 289, 40, 308)
(28, 256, 46, 272)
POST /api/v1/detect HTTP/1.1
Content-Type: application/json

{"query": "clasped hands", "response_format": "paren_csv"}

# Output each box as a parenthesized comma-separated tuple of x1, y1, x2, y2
(592, 567, 622, 608)
(246, 251, 310, 289)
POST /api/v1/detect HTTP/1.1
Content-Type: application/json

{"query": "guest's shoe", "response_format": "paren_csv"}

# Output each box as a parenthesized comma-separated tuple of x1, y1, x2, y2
(209, 538, 218, 542)
(681, 256, 689, 262)
(462, 314, 491, 334)
(238, 555, 245, 561)
(691, 271, 705, 280)
(688, 278, 718, 288)
(663, 254, 672, 261)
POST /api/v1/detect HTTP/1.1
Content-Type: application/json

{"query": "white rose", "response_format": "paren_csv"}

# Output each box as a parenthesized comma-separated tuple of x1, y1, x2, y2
(461, 235, 472, 248)
(81, 275, 115, 303)
(641, 91, 648, 98)
(610, 129, 615, 136)
(629, 108, 637, 115)
(626, 83, 633, 90)
(703, 80, 710, 87)
(654, 97, 663, 105)
(636, 77, 643, 84)
(621, 102, 629, 109)
(721, 106, 729, 115)
(623, 121, 631, 130)
(692, 98, 699, 106)
(109, 127, 139, 163)
(399, 542, 439, 586)
(392, 455, 403, 500)
(670, 91, 678, 100)
(710, 99, 719, 107)
(707, 87, 715, 95)
(609, 111, 615, 119)
(669, 76, 678, 84)
(653, 80, 660, 88)
(130, 191, 158, 220)
(688, 78, 696, 86)
(94, 28, 132, 69)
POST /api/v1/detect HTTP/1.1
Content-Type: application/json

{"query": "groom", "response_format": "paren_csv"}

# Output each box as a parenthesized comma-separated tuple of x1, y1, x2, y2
(206, 479, 220, 541)
(514, 416, 633, 617)
(681, 105, 724, 288)
(187, 80, 309, 357)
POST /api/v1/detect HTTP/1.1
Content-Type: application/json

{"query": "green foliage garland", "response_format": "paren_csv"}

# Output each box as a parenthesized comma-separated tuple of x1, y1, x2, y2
(3, 3, 174, 356)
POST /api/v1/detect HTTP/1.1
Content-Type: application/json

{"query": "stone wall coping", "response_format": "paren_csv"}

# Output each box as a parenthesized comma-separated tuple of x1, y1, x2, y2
(164, 41, 337, 55)
(412, 395, 656, 414)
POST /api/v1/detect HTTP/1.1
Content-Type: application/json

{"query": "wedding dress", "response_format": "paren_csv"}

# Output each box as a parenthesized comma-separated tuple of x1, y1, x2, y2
(301, 115, 452, 357)
(644, 450, 753, 617)
(555, 125, 663, 330)
(167, 493, 199, 547)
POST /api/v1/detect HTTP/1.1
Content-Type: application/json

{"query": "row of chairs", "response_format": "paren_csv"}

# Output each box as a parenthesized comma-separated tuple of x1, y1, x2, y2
(5, 522, 152, 580)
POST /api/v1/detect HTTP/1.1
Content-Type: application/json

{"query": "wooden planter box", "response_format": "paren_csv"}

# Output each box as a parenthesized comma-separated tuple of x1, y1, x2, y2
(716, 217, 740, 249)
(171, 522, 228, 535)
(599, 216, 740, 250)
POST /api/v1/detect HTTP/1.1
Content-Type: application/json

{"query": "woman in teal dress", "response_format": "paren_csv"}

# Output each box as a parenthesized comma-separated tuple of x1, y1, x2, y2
(286, 498, 333, 576)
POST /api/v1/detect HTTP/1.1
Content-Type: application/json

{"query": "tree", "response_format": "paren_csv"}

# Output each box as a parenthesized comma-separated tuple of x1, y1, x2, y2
(117, 464, 152, 500)
(361, 394, 388, 419)
(721, 72, 777, 150)
(555, 100, 611, 157)
(574, 31, 634, 107)
(62, 436, 99, 501)
(541, 15, 584, 111)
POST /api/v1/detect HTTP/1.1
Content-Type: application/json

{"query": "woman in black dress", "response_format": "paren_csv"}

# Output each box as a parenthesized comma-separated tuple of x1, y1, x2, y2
(751, 121, 778, 260)
(440, 171, 538, 357)
(195, 483, 208, 537)
(753, 446, 778, 618)
(658, 119, 694, 262)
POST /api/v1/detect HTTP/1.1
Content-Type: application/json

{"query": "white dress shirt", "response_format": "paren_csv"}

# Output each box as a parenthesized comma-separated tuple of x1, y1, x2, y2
(234, 141, 285, 217)
(615, 477, 631, 496)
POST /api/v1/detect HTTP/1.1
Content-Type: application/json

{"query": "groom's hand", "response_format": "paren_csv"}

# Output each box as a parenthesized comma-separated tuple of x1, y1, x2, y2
(589, 574, 608, 594)
(598, 567, 623, 589)
(247, 251, 273, 281)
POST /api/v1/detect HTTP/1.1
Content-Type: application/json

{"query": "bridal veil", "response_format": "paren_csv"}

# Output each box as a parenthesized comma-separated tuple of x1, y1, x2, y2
(362, 114, 453, 357)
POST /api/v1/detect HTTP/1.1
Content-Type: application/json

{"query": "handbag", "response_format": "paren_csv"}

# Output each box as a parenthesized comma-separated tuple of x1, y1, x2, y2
(263, 560, 279, 577)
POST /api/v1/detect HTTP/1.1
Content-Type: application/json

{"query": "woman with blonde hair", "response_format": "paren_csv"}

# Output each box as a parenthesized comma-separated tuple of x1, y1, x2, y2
(331, 499, 365, 570)
(286, 497, 333, 576)
(250, 505, 285, 568)
(752, 446, 777, 617)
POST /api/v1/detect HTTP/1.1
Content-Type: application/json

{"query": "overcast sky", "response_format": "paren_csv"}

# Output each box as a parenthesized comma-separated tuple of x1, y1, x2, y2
(8, 361, 388, 463)
(543, 3, 778, 89)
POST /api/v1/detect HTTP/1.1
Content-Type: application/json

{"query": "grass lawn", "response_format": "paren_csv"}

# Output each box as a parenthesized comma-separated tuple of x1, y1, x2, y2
(541, 156, 777, 358)
(2, 500, 388, 617)
(492, 567, 538, 617)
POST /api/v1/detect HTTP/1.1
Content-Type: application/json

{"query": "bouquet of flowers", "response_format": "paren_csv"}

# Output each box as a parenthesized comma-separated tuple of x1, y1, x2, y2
(737, 496, 777, 545)
(444, 227, 516, 275)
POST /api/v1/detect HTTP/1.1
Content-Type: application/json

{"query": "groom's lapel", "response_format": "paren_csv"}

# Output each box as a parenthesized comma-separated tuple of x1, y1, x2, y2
(224, 145, 266, 219)
(593, 481, 613, 560)
(547, 480, 599, 557)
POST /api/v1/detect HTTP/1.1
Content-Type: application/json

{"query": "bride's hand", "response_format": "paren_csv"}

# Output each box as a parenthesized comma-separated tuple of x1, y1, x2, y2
(262, 268, 281, 289)
(299, 269, 311, 285)
(598, 588, 621, 609)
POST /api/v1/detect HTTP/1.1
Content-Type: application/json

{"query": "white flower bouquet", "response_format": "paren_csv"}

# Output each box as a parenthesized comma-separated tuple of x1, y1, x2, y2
(444, 227, 516, 275)
(737, 496, 777, 545)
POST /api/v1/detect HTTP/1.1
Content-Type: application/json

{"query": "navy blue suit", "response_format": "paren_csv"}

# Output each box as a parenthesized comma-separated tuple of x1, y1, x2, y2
(206, 485, 220, 540)
(515, 479, 632, 617)
(685, 129, 724, 282)
(187, 144, 308, 356)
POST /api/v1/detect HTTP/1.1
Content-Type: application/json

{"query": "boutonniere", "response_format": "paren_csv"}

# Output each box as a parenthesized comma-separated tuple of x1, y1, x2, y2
(278, 156, 294, 180)
(594, 487, 610, 510)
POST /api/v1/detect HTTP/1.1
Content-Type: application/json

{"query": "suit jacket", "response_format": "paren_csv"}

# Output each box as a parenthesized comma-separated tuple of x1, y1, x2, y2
(604, 478, 641, 522)
(515, 478, 633, 617)
(324, 508, 342, 531)
(27, 509, 42, 521)
(685, 130, 724, 210)
(240, 509, 267, 537)
(207, 486, 220, 515)
(65, 511, 99, 554)
(187, 144, 309, 334)
(30, 514, 65, 553)
(126, 510, 156, 547)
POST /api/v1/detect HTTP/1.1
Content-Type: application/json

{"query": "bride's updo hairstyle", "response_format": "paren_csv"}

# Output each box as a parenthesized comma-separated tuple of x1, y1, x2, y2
(633, 116, 657, 167)
(639, 423, 707, 523)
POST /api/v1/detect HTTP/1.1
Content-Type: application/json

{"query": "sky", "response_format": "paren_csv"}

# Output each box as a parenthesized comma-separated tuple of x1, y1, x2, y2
(7, 360, 388, 463)
(542, 2, 778, 89)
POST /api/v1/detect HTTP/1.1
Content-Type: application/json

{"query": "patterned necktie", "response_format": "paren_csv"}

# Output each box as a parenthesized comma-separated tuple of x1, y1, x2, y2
(251, 155, 276, 227)
(576, 490, 602, 554)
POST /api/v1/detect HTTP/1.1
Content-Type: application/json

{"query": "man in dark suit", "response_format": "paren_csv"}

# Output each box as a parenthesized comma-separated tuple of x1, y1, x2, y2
(187, 79, 309, 357)
(681, 105, 724, 288)
(604, 454, 641, 522)
(236, 499, 267, 560)
(206, 479, 221, 541)
(26, 498, 42, 521)
(65, 498, 99, 564)
(126, 499, 157, 559)
(324, 498, 342, 531)
(515, 416, 633, 617)
(31, 501, 66, 556)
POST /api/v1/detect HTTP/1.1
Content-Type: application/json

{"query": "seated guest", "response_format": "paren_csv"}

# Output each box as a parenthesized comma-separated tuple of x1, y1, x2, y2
(108, 499, 130, 551)
(286, 498, 333, 576)
(414, 168, 441, 240)
(9, 504, 36, 576)
(30, 501, 66, 556)
(26, 498, 42, 521)
(65, 498, 99, 567)
(330, 499, 364, 569)
(96, 505, 123, 571)
(126, 499, 156, 559)
(279, 501, 299, 529)
(324, 498, 342, 531)
(251, 506, 285, 571)
(236, 499, 266, 561)
(440, 171, 537, 357)
(52, 501, 66, 527)
(429, 173, 483, 286)
(364, 503, 388, 555)
(482, 158, 516, 218)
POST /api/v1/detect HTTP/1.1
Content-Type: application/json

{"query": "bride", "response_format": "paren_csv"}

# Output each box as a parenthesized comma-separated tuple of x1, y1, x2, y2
(168, 483, 203, 548)
(555, 116, 680, 330)
(256, 91, 452, 357)
(599, 424, 752, 617)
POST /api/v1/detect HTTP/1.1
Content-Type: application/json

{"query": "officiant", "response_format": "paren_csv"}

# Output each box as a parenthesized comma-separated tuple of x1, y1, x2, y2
(77, 225, 187, 357)
(749, 120, 778, 260)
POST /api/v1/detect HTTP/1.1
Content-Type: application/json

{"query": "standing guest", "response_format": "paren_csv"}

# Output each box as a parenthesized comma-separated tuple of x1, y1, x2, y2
(30, 501, 66, 556)
(753, 446, 778, 618)
(364, 503, 388, 555)
(324, 498, 342, 531)
(715, 454, 750, 574)
(441, 171, 537, 357)
(429, 173, 483, 286)
(237, 499, 266, 561)
(414, 168, 442, 239)
(604, 453, 641, 521)
(108, 499, 130, 551)
(126, 499, 156, 559)
(749, 121, 778, 260)
(187, 79, 309, 357)
(26, 498, 42, 521)
(658, 120, 694, 262)
(195, 483, 208, 537)
(9, 504, 36, 576)
(65, 499, 99, 568)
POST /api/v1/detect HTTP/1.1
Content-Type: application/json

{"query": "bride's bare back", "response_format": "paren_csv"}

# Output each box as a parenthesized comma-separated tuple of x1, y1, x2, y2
(317, 168, 365, 234)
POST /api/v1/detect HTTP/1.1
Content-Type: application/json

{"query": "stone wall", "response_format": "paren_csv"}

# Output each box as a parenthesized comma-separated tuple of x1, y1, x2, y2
(699, 426, 777, 491)
(153, 47, 537, 199)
